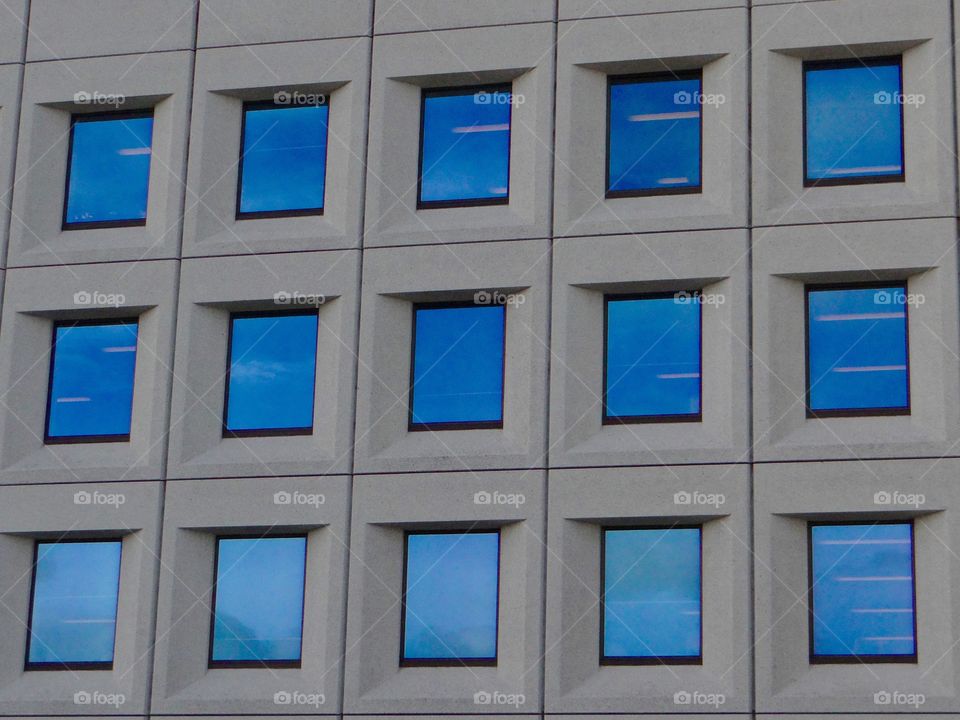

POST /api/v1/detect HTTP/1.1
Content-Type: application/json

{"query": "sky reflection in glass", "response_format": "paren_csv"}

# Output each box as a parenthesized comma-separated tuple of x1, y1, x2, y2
(239, 104, 328, 215)
(811, 523, 915, 659)
(420, 88, 511, 205)
(603, 528, 701, 660)
(225, 312, 318, 434)
(211, 536, 307, 664)
(608, 75, 702, 194)
(27, 540, 122, 666)
(65, 114, 153, 225)
(807, 286, 909, 413)
(605, 296, 701, 420)
(403, 532, 499, 662)
(47, 321, 138, 440)
(805, 60, 903, 183)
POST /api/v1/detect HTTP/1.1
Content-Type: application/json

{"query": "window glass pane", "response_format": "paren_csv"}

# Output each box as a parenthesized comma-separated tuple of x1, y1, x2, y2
(239, 104, 329, 215)
(411, 305, 505, 426)
(811, 523, 916, 658)
(28, 540, 122, 666)
(605, 296, 701, 419)
(807, 287, 909, 413)
(805, 60, 903, 182)
(211, 536, 307, 664)
(403, 532, 499, 661)
(608, 75, 702, 194)
(420, 88, 511, 205)
(47, 321, 138, 440)
(225, 313, 318, 433)
(65, 114, 153, 225)
(603, 528, 701, 660)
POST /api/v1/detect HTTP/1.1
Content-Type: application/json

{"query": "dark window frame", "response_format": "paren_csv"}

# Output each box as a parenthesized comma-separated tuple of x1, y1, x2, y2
(804, 281, 911, 419)
(399, 528, 502, 667)
(802, 56, 906, 188)
(417, 83, 513, 210)
(61, 109, 155, 231)
(807, 519, 918, 664)
(221, 309, 320, 439)
(207, 532, 309, 670)
(408, 300, 507, 432)
(44, 317, 139, 445)
(235, 98, 330, 221)
(24, 537, 123, 671)
(605, 70, 705, 199)
(602, 291, 704, 425)
(599, 524, 704, 666)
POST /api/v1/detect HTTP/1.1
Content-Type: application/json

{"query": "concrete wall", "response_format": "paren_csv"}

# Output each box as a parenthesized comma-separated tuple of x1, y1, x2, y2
(0, 1, 955, 719)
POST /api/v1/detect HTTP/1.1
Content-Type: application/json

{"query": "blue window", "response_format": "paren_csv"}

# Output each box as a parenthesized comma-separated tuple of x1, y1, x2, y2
(26, 540, 122, 669)
(224, 311, 319, 436)
(604, 294, 701, 422)
(410, 303, 505, 429)
(46, 320, 139, 442)
(607, 72, 702, 196)
(806, 285, 909, 416)
(64, 112, 153, 227)
(238, 101, 329, 218)
(810, 522, 916, 661)
(602, 527, 702, 663)
(402, 531, 499, 664)
(804, 58, 904, 186)
(419, 86, 511, 208)
(210, 535, 307, 666)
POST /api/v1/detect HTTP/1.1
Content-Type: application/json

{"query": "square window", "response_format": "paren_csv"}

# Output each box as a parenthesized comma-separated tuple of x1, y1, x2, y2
(209, 535, 307, 667)
(237, 101, 329, 219)
(809, 522, 917, 662)
(223, 311, 319, 437)
(45, 319, 139, 443)
(806, 285, 910, 416)
(63, 111, 154, 228)
(607, 72, 703, 197)
(401, 530, 500, 665)
(604, 294, 702, 423)
(418, 85, 512, 208)
(409, 303, 505, 430)
(26, 540, 122, 670)
(803, 58, 904, 186)
(601, 527, 702, 664)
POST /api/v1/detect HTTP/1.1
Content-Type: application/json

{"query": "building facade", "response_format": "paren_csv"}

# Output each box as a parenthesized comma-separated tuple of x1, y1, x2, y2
(0, 0, 955, 718)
